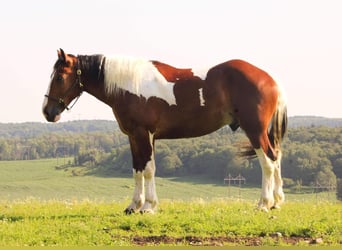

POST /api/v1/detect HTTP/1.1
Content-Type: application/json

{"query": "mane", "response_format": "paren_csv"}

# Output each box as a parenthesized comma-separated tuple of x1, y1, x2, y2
(78, 55, 104, 79)
(103, 56, 173, 100)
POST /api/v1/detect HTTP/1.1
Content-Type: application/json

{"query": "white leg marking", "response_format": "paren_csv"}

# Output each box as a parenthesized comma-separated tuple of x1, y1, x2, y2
(198, 88, 205, 106)
(273, 151, 285, 208)
(126, 170, 145, 213)
(140, 132, 158, 213)
(141, 160, 158, 213)
(255, 148, 276, 211)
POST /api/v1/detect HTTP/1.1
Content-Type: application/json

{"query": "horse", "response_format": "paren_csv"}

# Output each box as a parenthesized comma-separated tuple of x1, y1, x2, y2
(43, 49, 287, 213)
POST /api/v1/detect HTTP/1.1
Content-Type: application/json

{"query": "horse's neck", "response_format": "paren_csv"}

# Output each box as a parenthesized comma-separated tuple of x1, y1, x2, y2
(79, 55, 104, 80)
(78, 55, 108, 102)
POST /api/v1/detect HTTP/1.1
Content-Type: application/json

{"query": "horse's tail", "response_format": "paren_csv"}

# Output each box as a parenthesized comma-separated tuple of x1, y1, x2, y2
(268, 89, 288, 155)
(240, 87, 288, 159)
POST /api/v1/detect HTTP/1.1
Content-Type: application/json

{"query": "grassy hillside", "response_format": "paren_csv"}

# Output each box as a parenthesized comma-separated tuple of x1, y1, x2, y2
(0, 159, 337, 203)
(0, 159, 340, 246)
(0, 159, 250, 202)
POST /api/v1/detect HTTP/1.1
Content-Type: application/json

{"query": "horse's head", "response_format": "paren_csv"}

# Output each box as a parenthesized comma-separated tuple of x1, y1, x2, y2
(43, 49, 83, 122)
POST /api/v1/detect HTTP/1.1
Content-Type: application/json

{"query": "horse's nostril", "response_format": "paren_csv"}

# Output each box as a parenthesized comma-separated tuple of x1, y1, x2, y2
(43, 107, 53, 122)
(43, 107, 50, 118)
(43, 111, 52, 122)
(43, 106, 61, 122)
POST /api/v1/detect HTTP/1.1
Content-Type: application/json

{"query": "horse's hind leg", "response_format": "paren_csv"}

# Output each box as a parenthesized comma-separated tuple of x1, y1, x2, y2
(243, 129, 284, 211)
(253, 142, 284, 211)
(273, 151, 284, 209)
(254, 147, 276, 211)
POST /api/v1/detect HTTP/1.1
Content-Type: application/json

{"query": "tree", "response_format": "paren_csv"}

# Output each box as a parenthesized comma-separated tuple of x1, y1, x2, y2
(315, 168, 337, 190)
(155, 142, 182, 176)
(336, 179, 342, 201)
(333, 158, 342, 178)
(0, 140, 11, 160)
(158, 155, 182, 176)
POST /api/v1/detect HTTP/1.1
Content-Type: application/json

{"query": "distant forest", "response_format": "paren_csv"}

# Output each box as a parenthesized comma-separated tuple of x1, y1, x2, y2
(0, 116, 341, 189)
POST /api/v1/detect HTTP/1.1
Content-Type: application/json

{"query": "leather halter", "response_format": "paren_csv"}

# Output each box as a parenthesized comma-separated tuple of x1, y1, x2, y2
(44, 58, 84, 111)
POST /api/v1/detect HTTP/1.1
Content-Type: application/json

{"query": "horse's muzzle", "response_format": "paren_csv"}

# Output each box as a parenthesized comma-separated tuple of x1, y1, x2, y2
(43, 106, 61, 122)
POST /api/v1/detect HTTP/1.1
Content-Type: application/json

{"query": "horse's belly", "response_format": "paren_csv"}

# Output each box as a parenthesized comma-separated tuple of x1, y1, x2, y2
(155, 109, 234, 139)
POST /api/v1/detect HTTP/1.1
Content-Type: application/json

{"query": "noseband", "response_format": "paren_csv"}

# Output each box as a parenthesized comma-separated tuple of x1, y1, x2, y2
(44, 59, 84, 111)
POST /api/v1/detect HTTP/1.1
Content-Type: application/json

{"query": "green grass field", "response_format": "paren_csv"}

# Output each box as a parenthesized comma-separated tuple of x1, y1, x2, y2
(0, 159, 337, 203)
(0, 200, 340, 246)
(0, 159, 340, 246)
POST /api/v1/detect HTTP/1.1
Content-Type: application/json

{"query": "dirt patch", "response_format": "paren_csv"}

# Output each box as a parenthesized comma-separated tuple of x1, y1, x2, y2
(129, 235, 317, 246)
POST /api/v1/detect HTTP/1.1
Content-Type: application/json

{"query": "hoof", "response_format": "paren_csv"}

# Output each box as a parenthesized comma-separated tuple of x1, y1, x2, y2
(124, 208, 136, 215)
(271, 204, 281, 210)
(258, 206, 269, 212)
(139, 208, 155, 214)
(258, 197, 274, 212)
(273, 191, 285, 207)
(138, 200, 157, 214)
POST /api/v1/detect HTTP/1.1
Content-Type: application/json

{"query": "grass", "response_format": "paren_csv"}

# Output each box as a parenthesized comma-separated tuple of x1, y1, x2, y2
(0, 158, 269, 202)
(0, 159, 340, 246)
(0, 200, 340, 246)
(0, 159, 337, 202)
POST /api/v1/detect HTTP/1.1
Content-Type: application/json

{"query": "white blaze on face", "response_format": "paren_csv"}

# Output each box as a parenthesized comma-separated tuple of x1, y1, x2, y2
(42, 86, 49, 112)
(104, 56, 176, 105)
(42, 72, 54, 114)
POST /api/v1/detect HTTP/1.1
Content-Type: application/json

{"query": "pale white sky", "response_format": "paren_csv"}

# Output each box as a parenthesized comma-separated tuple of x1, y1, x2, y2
(1, 0, 341, 123)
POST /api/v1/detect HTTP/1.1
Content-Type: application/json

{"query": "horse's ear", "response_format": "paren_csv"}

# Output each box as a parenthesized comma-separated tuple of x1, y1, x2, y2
(57, 48, 66, 62)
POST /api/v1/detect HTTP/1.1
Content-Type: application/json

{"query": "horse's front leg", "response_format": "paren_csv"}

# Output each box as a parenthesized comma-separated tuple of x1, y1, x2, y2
(140, 147, 158, 213)
(125, 129, 158, 214)
(124, 170, 145, 214)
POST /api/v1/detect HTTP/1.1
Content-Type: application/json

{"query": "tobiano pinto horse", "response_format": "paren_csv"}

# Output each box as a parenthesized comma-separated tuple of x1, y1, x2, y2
(43, 49, 287, 213)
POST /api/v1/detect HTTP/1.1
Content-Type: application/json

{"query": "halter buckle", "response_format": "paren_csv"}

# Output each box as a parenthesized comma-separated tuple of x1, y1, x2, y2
(76, 69, 82, 76)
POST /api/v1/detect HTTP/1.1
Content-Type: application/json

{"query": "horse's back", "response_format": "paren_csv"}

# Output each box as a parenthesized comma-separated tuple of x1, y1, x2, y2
(207, 59, 275, 86)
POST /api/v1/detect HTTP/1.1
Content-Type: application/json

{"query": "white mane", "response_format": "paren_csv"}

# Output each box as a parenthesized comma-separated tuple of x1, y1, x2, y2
(103, 56, 176, 105)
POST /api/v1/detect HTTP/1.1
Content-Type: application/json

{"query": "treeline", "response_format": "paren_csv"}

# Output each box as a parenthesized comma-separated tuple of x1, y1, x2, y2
(1, 116, 342, 139)
(0, 120, 341, 188)
(0, 120, 118, 138)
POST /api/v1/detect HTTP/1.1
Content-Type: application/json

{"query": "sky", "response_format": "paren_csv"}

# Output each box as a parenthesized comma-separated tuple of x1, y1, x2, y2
(1, 0, 341, 123)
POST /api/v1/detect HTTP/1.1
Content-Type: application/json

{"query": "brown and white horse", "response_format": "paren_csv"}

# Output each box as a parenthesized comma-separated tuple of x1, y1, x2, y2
(43, 49, 287, 213)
